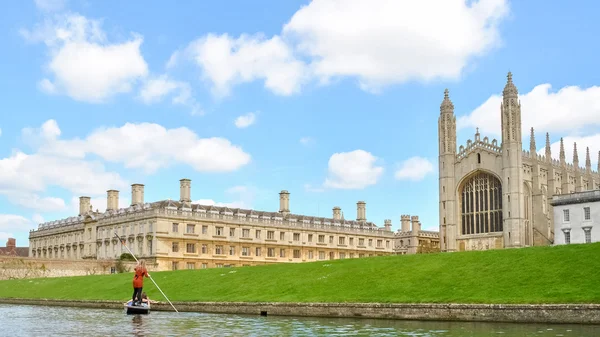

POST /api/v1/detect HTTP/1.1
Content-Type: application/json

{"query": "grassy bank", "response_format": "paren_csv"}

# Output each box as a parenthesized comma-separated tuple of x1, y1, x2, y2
(1, 243, 599, 304)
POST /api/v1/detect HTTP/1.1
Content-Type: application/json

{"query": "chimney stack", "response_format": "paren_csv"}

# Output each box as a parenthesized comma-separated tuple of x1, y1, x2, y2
(180, 179, 191, 203)
(279, 190, 290, 216)
(356, 201, 366, 221)
(131, 184, 145, 206)
(79, 196, 91, 216)
(332, 206, 342, 220)
(401, 215, 411, 232)
(106, 190, 119, 212)
(6, 238, 16, 250)
(384, 219, 392, 231)
(411, 215, 421, 234)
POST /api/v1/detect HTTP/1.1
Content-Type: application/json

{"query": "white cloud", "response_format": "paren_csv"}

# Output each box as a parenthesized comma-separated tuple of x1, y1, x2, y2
(0, 128, 2, 137)
(138, 75, 202, 115)
(324, 150, 384, 189)
(32, 214, 45, 225)
(193, 185, 256, 209)
(34, 0, 67, 12)
(185, 33, 307, 97)
(539, 135, 600, 170)
(458, 83, 600, 137)
(0, 214, 36, 242)
(394, 156, 435, 181)
(300, 137, 314, 145)
(234, 112, 256, 128)
(13, 193, 67, 212)
(21, 13, 148, 103)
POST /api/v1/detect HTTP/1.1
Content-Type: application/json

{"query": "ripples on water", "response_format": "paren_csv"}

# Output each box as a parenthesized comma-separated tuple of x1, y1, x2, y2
(1, 304, 599, 336)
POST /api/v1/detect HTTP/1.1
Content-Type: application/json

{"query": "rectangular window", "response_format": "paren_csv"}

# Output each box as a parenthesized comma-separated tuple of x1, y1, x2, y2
(329, 252, 335, 260)
(386, 240, 390, 248)
(280, 249, 286, 257)
(216, 263, 223, 268)
(172, 223, 179, 232)
(563, 209, 570, 222)
(349, 237, 354, 246)
(255, 230, 261, 239)
(172, 261, 178, 270)
(202, 225, 208, 234)
(229, 246, 235, 255)
(359, 253, 365, 258)
(201, 263, 207, 269)
(186, 262, 195, 270)
(293, 233, 300, 241)
(308, 250, 313, 259)
(564, 231, 571, 244)
(377, 239, 383, 248)
(186, 243, 195, 253)
(215, 227, 224, 236)
(308, 234, 313, 242)
(267, 231, 275, 240)
(201, 244, 207, 254)
(293, 249, 301, 258)
(255, 247, 261, 256)
(242, 229, 250, 238)
(584, 228, 592, 244)
(215, 245, 223, 255)
(368, 239, 373, 247)
(230, 228, 235, 237)
(350, 253, 355, 258)
(338, 237, 345, 245)
(584, 207, 591, 221)
(186, 224, 195, 234)
(172, 242, 179, 252)
(318, 251, 325, 260)
(329, 236, 334, 244)
(339, 252, 346, 259)
(318, 235, 325, 243)
(359, 238, 365, 246)
(267, 248, 275, 257)
(280, 232, 286, 241)
(242, 247, 250, 256)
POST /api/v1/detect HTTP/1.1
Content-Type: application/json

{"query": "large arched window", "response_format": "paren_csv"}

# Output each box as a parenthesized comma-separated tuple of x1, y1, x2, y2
(460, 171, 503, 235)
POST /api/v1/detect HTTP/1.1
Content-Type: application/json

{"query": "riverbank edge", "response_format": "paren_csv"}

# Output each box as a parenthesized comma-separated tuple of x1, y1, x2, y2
(1, 298, 600, 324)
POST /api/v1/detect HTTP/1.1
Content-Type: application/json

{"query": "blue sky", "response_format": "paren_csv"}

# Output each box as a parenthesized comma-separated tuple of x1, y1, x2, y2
(1, 0, 600, 246)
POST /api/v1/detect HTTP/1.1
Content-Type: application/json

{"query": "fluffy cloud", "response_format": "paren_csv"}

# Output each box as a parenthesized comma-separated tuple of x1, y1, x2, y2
(185, 33, 307, 97)
(12, 193, 67, 212)
(138, 75, 202, 115)
(324, 150, 384, 189)
(193, 185, 256, 209)
(0, 214, 36, 242)
(234, 113, 256, 128)
(458, 83, 600, 137)
(394, 156, 435, 181)
(34, 0, 66, 12)
(21, 13, 148, 103)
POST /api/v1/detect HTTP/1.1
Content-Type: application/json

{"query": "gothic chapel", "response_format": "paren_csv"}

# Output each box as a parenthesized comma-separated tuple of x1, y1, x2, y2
(438, 73, 600, 252)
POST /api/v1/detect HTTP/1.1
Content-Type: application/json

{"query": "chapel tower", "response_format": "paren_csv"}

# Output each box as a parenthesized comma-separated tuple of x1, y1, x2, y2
(438, 89, 457, 252)
(500, 72, 526, 247)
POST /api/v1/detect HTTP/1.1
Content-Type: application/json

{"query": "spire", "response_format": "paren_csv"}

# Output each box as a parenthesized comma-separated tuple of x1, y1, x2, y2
(503, 71, 519, 97)
(586, 147, 592, 173)
(440, 88, 454, 114)
(545, 132, 551, 162)
(529, 127, 536, 154)
(559, 138, 565, 164)
(573, 142, 579, 166)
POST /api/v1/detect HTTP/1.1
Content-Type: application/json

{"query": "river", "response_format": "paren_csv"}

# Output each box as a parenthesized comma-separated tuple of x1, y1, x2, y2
(1, 304, 598, 336)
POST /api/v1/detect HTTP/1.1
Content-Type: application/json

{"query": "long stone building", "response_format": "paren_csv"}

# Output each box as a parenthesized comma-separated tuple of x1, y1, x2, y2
(439, 72, 600, 252)
(29, 180, 395, 270)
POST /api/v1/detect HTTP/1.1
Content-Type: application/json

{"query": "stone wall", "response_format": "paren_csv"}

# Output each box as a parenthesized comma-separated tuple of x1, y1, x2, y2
(0, 257, 143, 280)
(0, 299, 599, 324)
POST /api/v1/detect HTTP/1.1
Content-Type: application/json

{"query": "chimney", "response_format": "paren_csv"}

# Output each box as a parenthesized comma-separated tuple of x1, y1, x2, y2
(384, 219, 392, 231)
(131, 184, 145, 206)
(411, 215, 421, 234)
(106, 190, 119, 212)
(6, 238, 16, 250)
(332, 206, 342, 220)
(180, 179, 191, 203)
(279, 190, 290, 216)
(356, 201, 366, 221)
(401, 215, 411, 232)
(79, 196, 91, 216)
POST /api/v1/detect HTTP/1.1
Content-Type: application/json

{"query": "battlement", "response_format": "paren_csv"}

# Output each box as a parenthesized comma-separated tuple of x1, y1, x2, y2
(400, 215, 411, 220)
(456, 135, 501, 161)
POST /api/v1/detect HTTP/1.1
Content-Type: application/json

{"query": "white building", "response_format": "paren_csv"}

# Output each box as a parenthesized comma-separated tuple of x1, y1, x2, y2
(550, 190, 600, 245)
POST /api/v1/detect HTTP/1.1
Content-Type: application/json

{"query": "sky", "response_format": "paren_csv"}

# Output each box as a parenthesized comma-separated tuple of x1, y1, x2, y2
(1, 0, 600, 246)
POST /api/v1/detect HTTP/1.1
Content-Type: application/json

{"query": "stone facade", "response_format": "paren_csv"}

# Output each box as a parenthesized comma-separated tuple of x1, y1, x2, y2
(393, 215, 440, 254)
(550, 190, 600, 245)
(439, 73, 600, 252)
(29, 180, 395, 271)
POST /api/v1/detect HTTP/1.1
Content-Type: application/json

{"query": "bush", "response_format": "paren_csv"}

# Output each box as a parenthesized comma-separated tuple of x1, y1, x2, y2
(119, 253, 136, 261)
(115, 260, 129, 273)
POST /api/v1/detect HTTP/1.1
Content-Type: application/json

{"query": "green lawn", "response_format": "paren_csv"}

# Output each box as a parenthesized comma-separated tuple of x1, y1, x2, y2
(1, 243, 599, 304)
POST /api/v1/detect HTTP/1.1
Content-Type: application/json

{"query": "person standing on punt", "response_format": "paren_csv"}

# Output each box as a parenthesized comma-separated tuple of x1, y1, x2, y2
(132, 260, 149, 306)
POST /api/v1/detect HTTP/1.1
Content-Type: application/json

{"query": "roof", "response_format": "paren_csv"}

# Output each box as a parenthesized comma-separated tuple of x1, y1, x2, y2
(0, 247, 29, 257)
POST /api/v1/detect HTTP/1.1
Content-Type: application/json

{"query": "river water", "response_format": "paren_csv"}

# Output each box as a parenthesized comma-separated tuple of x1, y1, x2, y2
(1, 304, 599, 336)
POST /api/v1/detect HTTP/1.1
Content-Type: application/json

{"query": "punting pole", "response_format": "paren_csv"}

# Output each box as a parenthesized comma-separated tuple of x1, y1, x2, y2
(114, 232, 179, 312)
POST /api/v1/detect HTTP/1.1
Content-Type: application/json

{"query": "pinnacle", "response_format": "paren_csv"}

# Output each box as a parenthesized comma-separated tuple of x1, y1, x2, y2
(573, 142, 579, 163)
(503, 71, 518, 97)
(529, 127, 536, 150)
(586, 147, 591, 169)
(440, 88, 454, 113)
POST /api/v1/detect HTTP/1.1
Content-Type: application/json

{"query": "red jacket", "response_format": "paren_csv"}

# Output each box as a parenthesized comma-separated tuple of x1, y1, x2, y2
(132, 266, 148, 288)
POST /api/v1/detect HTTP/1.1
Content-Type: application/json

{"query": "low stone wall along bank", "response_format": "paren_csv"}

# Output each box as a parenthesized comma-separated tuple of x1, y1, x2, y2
(0, 299, 599, 325)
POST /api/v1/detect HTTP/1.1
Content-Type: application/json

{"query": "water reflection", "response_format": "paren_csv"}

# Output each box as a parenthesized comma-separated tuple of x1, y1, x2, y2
(1, 304, 599, 336)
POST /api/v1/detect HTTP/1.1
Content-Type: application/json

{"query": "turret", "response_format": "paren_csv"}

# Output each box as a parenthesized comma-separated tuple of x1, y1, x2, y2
(278, 190, 290, 216)
(332, 206, 342, 220)
(179, 179, 191, 203)
(401, 215, 411, 232)
(545, 132, 551, 162)
(384, 219, 392, 231)
(356, 201, 366, 222)
(438, 89, 458, 252)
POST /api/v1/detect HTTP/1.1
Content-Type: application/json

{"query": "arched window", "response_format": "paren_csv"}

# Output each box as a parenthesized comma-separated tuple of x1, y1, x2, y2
(460, 171, 503, 235)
